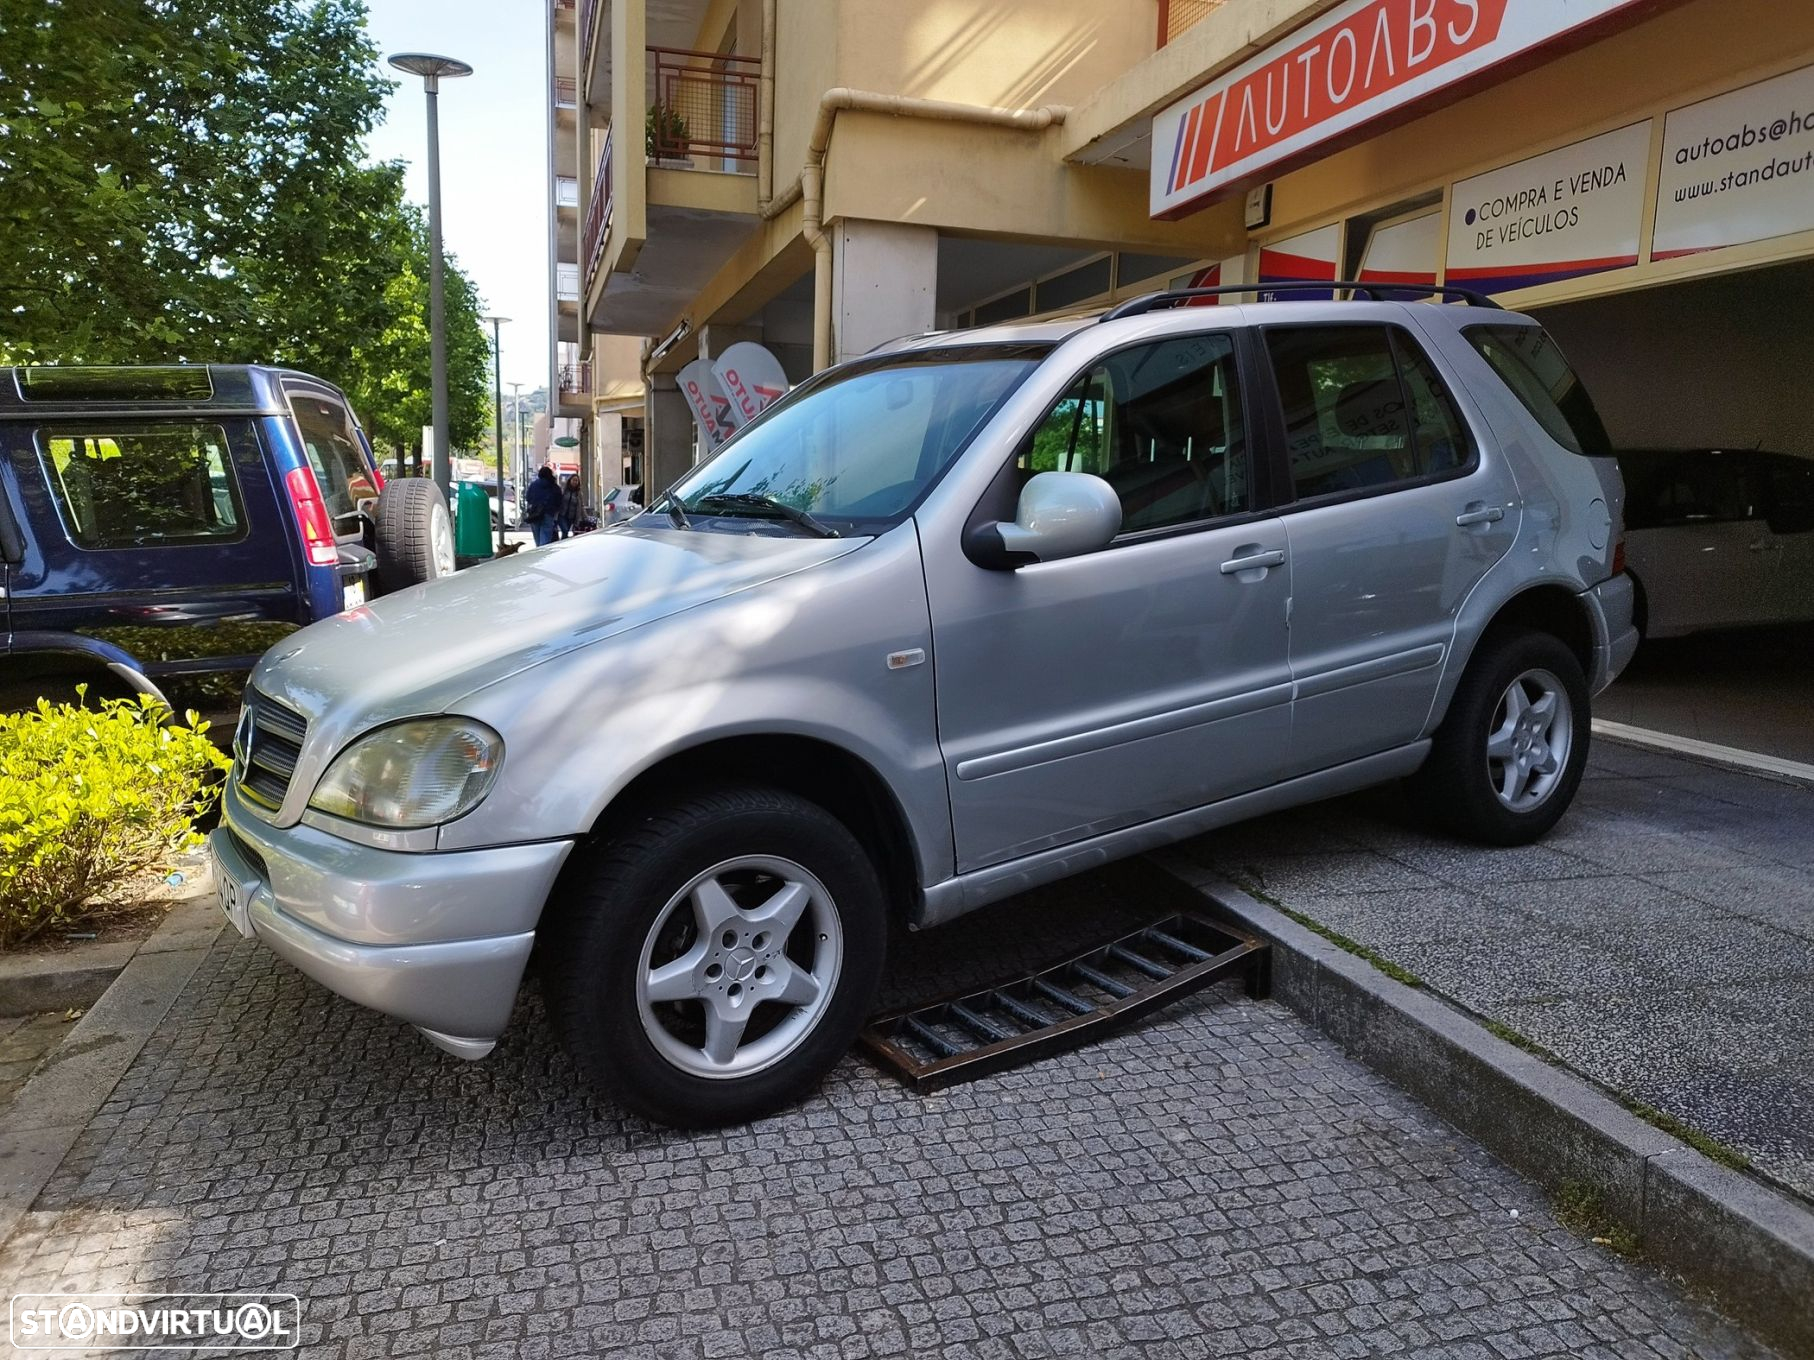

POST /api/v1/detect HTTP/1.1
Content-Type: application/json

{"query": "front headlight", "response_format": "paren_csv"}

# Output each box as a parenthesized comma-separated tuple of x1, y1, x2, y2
(307, 718, 502, 829)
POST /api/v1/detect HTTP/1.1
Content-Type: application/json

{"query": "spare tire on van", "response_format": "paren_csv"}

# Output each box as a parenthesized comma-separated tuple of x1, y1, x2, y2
(374, 479, 455, 594)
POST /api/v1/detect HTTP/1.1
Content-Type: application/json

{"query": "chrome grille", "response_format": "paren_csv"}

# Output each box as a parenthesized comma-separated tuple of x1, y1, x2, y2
(235, 687, 308, 811)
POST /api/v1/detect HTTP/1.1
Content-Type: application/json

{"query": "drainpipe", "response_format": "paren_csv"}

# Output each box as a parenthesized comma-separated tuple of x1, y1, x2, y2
(757, 0, 775, 210)
(763, 89, 1068, 370)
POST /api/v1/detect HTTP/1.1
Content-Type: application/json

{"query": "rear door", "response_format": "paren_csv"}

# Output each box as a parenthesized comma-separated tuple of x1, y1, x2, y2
(1625, 451, 1775, 636)
(1260, 320, 1518, 774)
(1, 415, 304, 710)
(1758, 452, 1814, 624)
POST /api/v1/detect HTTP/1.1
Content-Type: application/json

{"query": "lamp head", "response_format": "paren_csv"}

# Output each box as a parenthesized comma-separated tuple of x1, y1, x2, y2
(388, 53, 473, 90)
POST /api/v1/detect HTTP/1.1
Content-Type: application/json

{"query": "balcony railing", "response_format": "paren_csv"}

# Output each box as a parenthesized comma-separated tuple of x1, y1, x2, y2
(554, 76, 577, 108)
(583, 130, 613, 281)
(1158, 0, 1229, 46)
(648, 46, 760, 165)
(556, 263, 579, 301)
(559, 361, 591, 398)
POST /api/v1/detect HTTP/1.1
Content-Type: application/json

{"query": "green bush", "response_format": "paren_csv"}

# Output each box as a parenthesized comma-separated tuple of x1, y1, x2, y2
(0, 691, 230, 949)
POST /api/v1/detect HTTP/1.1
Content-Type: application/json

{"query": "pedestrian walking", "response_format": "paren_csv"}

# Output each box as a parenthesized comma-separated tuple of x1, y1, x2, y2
(557, 474, 584, 540)
(523, 466, 561, 547)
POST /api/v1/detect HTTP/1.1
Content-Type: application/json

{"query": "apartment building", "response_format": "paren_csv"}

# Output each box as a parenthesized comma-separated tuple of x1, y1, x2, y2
(547, 0, 1814, 514)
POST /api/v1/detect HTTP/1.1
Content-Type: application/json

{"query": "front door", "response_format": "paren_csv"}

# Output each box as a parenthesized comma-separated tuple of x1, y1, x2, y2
(927, 331, 1293, 873)
(1259, 321, 1519, 773)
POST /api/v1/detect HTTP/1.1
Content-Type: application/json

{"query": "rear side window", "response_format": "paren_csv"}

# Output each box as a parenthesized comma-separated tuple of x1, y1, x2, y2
(1464, 325, 1612, 457)
(287, 392, 377, 520)
(1621, 452, 1759, 528)
(1265, 324, 1473, 500)
(35, 424, 243, 549)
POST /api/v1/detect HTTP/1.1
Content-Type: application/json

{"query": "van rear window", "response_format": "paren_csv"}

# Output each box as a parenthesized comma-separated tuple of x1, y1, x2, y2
(1463, 325, 1612, 457)
(35, 424, 244, 549)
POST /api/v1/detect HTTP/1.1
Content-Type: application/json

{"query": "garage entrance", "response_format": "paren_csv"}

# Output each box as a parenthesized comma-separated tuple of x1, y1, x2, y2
(1534, 259, 1814, 766)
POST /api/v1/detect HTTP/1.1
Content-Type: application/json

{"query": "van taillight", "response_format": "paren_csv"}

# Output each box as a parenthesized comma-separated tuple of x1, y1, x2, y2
(285, 466, 340, 568)
(1611, 536, 1626, 577)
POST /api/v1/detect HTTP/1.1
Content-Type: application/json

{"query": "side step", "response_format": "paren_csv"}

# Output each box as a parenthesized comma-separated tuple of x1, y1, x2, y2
(860, 912, 1270, 1091)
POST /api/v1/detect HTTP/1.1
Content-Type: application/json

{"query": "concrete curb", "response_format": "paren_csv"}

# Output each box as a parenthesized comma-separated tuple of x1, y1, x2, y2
(1149, 852, 1814, 1359)
(0, 893, 223, 1246)
(0, 943, 141, 1017)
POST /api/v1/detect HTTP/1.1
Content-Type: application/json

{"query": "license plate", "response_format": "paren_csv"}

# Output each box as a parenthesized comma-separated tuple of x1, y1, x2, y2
(342, 577, 366, 610)
(212, 843, 254, 938)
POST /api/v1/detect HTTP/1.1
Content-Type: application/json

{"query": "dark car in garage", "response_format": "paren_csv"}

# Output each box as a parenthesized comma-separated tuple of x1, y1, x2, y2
(1617, 447, 1814, 640)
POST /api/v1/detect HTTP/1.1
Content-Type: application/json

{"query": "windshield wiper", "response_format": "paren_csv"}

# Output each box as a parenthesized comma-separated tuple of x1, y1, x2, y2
(691, 493, 839, 538)
(664, 495, 691, 530)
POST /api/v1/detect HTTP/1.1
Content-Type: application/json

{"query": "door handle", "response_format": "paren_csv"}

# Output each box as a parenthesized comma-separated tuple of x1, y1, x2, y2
(1455, 504, 1505, 527)
(1219, 548, 1285, 575)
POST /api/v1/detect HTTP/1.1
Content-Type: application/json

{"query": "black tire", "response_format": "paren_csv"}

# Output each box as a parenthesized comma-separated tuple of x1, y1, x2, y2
(543, 785, 887, 1128)
(373, 479, 452, 594)
(1410, 627, 1591, 846)
(1628, 571, 1649, 645)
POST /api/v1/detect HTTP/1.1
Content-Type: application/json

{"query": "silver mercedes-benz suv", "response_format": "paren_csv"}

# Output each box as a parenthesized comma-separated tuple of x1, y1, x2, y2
(211, 287, 1637, 1127)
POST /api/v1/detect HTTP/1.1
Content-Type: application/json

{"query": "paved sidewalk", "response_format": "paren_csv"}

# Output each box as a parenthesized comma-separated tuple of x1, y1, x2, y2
(0, 872, 1777, 1358)
(1184, 739, 1814, 1202)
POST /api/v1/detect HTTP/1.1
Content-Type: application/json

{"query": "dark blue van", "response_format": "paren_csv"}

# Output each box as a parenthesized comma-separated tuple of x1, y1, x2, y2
(0, 365, 452, 712)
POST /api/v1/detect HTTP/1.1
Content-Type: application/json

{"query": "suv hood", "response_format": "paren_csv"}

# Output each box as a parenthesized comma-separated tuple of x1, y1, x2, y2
(251, 523, 861, 738)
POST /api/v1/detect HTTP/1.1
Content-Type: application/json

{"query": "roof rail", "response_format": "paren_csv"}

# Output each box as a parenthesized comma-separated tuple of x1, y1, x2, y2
(1099, 280, 1501, 321)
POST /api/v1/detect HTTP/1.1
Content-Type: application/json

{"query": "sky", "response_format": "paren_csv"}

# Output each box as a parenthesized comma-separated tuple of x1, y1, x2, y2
(361, 0, 551, 395)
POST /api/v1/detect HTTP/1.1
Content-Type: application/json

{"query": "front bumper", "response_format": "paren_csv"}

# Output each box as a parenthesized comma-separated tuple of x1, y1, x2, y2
(1582, 574, 1640, 695)
(212, 782, 573, 1046)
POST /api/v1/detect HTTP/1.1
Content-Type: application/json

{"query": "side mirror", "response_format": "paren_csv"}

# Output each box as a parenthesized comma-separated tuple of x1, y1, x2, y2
(975, 471, 1122, 568)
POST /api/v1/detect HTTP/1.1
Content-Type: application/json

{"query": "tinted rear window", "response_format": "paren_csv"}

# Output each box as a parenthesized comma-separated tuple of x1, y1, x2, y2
(287, 392, 376, 519)
(1464, 325, 1611, 457)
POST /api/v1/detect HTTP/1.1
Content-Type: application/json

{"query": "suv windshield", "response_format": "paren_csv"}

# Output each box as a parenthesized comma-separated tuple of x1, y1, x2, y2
(667, 346, 1045, 532)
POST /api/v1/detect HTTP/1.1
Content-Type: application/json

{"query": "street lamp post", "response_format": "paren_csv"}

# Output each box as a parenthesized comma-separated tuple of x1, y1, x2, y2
(509, 382, 526, 490)
(388, 52, 473, 501)
(482, 314, 509, 551)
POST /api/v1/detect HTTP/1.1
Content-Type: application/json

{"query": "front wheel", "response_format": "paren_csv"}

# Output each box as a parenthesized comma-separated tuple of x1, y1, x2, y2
(544, 786, 886, 1128)
(1411, 628, 1590, 845)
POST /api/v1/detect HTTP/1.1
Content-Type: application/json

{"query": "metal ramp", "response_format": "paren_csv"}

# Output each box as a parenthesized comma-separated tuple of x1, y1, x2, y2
(860, 912, 1269, 1091)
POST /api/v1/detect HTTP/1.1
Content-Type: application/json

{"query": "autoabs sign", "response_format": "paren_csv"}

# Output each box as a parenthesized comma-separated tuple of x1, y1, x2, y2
(1150, 0, 1656, 219)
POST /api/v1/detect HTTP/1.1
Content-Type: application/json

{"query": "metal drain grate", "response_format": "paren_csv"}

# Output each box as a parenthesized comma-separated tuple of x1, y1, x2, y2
(860, 912, 1269, 1091)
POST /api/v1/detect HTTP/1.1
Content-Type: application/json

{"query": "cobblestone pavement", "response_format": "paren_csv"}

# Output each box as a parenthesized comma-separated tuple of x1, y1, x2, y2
(1184, 739, 1814, 1203)
(0, 871, 1778, 1358)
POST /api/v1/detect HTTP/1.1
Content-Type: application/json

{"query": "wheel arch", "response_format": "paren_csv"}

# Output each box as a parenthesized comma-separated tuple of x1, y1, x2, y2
(581, 733, 925, 925)
(2, 633, 168, 708)
(1429, 582, 1596, 734)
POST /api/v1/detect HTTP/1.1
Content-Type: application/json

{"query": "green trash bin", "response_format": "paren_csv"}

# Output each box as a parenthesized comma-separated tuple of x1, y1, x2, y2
(452, 480, 494, 563)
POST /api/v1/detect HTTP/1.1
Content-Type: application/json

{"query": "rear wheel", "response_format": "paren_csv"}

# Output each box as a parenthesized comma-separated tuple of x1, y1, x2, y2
(373, 479, 454, 594)
(1411, 628, 1590, 845)
(544, 785, 886, 1128)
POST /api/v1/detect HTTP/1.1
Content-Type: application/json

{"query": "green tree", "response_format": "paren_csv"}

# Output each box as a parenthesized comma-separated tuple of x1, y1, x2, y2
(0, 0, 489, 454)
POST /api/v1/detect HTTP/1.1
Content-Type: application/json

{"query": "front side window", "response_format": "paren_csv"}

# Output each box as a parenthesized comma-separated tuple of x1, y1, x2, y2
(1464, 324, 1612, 457)
(1267, 324, 1473, 500)
(670, 347, 1042, 531)
(36, 423, 243, 548)
(1019, 334, 1249, 534)
(288, 391, 377, 521)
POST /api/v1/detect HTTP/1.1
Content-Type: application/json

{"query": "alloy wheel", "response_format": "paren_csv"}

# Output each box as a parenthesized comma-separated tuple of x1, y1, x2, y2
(634, 855, 844, 1080)
(1485, 667, 1573, 812)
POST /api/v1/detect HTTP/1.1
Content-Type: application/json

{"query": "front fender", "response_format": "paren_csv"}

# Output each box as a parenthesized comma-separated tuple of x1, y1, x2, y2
(438, 523, 953, 888)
